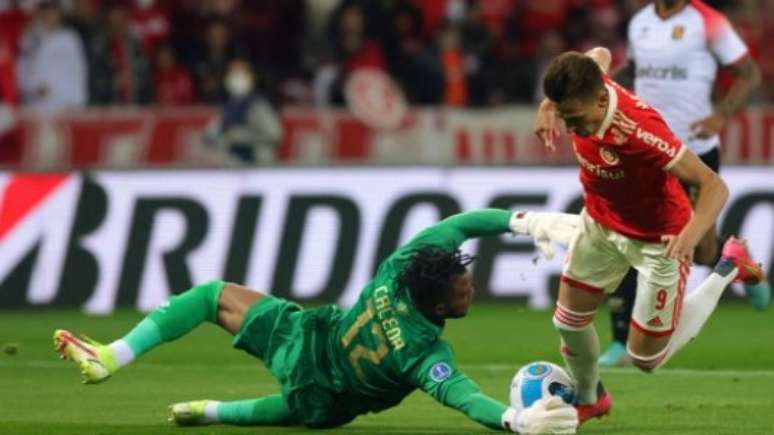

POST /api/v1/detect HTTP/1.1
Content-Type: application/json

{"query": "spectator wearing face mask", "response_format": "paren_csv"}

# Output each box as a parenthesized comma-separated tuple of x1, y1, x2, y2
(204, 59, 282, 165)
(191, 18, 245, 104)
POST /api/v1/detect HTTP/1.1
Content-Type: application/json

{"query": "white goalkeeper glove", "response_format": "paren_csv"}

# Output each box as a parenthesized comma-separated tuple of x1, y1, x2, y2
(509, 211, 581, 260)
(502, 396, 579, 434)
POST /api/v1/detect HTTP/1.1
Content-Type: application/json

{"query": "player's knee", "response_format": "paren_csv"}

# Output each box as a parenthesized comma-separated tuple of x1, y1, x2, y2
(626, 343, 669, 373)
(217, 282, 266, 334)
(552, 303, 596, 331)
(219, 282, 264, 312)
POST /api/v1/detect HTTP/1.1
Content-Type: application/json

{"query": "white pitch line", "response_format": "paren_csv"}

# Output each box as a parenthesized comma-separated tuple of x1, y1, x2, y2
(460, 364, 774, 377)
(1, 360, 773, 377)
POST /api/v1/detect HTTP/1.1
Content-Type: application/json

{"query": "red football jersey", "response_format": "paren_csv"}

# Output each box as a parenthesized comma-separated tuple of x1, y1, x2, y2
(571, 77, 692, 242)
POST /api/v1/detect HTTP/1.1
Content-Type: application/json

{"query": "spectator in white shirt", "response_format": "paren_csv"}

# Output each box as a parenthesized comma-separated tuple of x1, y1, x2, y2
(17, 1, 87, 112)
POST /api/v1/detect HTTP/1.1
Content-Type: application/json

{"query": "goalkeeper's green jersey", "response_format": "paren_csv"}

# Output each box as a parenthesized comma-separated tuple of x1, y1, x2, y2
(267, 209, 513, 429)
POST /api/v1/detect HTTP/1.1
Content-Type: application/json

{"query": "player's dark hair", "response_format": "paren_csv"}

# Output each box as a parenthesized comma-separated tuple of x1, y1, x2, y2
(398, 246, 475, 312)
(543, 51, 604, 104)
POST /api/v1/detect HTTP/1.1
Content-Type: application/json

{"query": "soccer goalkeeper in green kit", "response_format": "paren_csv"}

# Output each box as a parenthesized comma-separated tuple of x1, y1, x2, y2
(54, 209, 580, 433)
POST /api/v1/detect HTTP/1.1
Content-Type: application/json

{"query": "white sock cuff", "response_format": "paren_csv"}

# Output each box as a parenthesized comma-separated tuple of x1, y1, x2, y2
(556, 302, 597, 317)
(554, 303, 597, 330)
(108, 340, 135, 368)
(204, 401, 221, 423)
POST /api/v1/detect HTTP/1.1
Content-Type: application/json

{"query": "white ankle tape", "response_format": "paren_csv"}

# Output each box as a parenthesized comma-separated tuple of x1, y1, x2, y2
(626, 344, 670, 369)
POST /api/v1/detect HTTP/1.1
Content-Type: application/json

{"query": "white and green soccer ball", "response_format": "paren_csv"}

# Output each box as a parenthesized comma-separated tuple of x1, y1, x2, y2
(510, 361, 576, 412)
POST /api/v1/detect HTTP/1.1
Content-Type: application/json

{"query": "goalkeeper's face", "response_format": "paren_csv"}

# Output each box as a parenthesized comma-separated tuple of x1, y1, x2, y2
(442, 271, 475, 319)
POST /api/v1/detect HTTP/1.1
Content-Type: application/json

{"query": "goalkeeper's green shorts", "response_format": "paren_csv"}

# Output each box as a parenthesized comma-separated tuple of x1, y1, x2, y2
(232, 295, 357, 428)
(232, 295, 303, 365)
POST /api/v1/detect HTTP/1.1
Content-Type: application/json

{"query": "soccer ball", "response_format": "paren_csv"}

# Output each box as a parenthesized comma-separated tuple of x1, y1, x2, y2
(510, 361, 576, 411)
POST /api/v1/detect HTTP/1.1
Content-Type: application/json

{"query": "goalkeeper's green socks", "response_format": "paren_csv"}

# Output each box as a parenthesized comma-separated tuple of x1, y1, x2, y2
(108, 280, 225, 368)
(216, 395, 294, 425)
(170, 395, 294, 426)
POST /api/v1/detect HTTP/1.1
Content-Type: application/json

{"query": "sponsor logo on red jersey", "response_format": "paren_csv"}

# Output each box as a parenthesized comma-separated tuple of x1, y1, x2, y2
(635, 127, 678, 158)
(574, 150, 625, 180)
(599, 148, 620, 166)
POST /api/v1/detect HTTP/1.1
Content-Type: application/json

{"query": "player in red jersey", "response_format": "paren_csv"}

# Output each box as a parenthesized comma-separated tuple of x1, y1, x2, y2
(599, 0, 767, 369)
(532, 47, 764, 425)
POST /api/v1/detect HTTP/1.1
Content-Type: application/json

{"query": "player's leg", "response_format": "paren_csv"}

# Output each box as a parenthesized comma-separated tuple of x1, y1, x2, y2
(727, 235, 771, 310)
(55, 280, 261, 383)
(555, 279, 619, 424)
(598, 268, 636, 367)
(624, 239, 688, 371)
(169, 394, 295, 426)
(553, 213, 626, 422)
(216, 282, 266, 334)
(54, 280, 228, 383)
(626, 233, 765, 370)
(169, 286, 305, 427)
(688, 148, 769, 309)
(554, 279, 606, 404)
(656, 238, 765, 368)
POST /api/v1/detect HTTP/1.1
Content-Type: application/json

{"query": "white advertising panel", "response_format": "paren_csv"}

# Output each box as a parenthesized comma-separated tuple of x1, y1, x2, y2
(0, 168, 770, 313)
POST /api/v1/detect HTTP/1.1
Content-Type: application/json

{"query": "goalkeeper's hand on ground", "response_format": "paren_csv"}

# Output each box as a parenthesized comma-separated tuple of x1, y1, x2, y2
(501, 396, 579, 434)
(509, 211, 581, 260)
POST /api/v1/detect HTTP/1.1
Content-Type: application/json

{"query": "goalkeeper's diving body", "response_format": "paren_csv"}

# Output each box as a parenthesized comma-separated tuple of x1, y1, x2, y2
(54, 209, 579, 433)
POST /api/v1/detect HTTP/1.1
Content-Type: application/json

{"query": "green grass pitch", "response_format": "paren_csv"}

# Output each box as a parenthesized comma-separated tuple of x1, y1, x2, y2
(1, 303, 773, 435)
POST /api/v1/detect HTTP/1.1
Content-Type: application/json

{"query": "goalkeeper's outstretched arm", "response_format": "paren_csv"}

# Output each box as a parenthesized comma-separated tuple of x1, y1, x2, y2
(415, 367, 579, 433)
(413, 362, 508, 430)
(398, 209, 514, 254)
(392, 208, 581, 260)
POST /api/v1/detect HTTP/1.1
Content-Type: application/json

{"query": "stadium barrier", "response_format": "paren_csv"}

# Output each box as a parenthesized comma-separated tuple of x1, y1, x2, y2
(1, 106, 774, 167)
(0, 168, 771, 313)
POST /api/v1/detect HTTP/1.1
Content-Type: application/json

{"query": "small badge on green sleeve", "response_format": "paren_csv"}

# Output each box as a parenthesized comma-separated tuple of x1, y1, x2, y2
(429, 362, 452, 382)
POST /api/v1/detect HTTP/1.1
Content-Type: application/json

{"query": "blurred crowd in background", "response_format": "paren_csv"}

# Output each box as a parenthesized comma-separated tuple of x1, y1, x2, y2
(0, 0, 772, 113)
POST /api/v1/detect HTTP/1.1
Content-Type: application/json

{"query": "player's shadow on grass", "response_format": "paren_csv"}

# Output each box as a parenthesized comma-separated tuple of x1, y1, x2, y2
(581, 422, 752, 434)
(331, 426, 487, 434)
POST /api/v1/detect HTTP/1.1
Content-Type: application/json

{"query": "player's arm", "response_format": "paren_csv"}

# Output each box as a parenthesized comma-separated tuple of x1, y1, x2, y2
(665, 149, 729, 262)
(428, 374, 509, 431)
(614, 19, 636, 90)
(629, 110, 729, 262)
(612, 60, 635, 90)
(691, 55, 761, 138)
(692, 9, 761, 138)
(409, 343, 509, 431)
(714, 56, 761, 120)
(584, 46, 611, 75)
(397, 209, 513, 254)
(409, 343, 578, 433)
(393, 209, 580, 260)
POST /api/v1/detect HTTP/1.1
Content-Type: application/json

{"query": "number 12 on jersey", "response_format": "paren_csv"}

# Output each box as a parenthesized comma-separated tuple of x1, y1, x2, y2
(341, 299, 389, 381)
